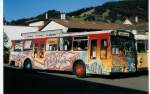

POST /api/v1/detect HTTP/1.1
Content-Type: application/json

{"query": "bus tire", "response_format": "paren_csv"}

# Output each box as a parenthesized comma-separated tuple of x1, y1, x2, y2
(23, 59, 32, 70)
(10, 61, 15, 67)
(73, 61, 86, 78)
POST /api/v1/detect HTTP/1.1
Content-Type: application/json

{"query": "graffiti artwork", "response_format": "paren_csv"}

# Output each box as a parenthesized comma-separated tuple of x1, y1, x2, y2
(10, 52, 31, 67)
(45, 51, 80, 70)
(86, 61, 103, 74)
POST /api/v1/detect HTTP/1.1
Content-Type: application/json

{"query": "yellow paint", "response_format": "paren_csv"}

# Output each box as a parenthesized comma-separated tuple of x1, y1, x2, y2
(137, 53, 148, 70)
(47, 38, 58, 44)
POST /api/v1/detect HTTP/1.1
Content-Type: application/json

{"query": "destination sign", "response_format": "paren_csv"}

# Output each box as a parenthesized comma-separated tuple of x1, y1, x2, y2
(118, 32, 130, 37)
(47, 38, 58, 44)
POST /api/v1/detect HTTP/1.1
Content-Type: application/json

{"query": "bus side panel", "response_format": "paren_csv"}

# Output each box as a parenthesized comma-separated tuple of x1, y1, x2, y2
(111, 55, 127, 72)
(9, 51, 33, 68)
(45, 51, 87, 71)
(137, 53, 148, 70)
(9, 51, 22, 67)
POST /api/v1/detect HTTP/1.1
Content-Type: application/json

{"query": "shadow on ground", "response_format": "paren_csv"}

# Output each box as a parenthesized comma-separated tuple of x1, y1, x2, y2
(4, 67, 148, 94)
(36, 68, 148, 79)
(88, 70, 148, 79)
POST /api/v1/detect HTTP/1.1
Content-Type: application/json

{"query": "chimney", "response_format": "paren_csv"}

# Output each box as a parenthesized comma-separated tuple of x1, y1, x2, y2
(61, 13, 66, 20)
(46, 12, 48, 20)
(135, 16, 138, 23)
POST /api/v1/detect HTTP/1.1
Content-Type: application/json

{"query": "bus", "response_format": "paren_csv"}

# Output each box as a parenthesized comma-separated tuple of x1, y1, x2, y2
(135, 35, 148, 71)
(9, 30, 137, 77)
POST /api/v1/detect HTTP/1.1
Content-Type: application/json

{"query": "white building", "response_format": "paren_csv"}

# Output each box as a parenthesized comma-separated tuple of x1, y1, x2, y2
(123, 18, 133, 25)
(4, 25, 39, 47)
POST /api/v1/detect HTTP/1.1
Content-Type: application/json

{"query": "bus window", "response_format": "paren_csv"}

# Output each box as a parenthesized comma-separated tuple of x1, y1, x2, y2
(137, 40, 148, 53)
(73, 36, 88, 51)
(23, 40, 33, 51)
(46, 38, 58, 51)
(14, 40, 23, 52)
(47, 44, 57, 51)
(90, 40, 97, 59)
(40, 43, 45, 58)
(34, 43, 38, 58)
(100, 39, 108, 59)
(111, 36, 136, 55)
(59, 37, 72, 51)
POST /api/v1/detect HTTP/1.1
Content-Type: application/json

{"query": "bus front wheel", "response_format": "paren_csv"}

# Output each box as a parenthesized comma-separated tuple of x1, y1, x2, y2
(23, 59, 32, 70)
(73, 61, 86, 78)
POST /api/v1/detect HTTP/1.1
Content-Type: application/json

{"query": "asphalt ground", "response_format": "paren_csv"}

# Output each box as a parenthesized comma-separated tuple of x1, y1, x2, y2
(4, 66, 148, 94)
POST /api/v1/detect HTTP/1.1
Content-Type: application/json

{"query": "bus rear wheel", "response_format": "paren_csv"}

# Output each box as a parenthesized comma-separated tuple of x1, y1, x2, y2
(10, 61, 15, 67)
(23, 59, 32, 70)
(73, 61, 86, 78)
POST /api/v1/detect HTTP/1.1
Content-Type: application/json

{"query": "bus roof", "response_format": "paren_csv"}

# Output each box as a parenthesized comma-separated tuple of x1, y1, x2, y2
(21, 29, 113, 39)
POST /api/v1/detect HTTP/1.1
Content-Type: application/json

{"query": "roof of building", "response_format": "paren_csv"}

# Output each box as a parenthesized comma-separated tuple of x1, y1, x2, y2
(25, 18, 49, 24)
(39, 19, 129, 31)
(127, 23, 148, 31)
(123, 17, 147, 25)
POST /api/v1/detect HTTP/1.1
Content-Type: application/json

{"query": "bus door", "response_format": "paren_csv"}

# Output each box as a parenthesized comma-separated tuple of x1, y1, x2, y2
(99, 33, 111, 61)
(33, 38, 46, 59)
(89, 33, 111, 74)
(99, 33, 112, 73)
(88, 34, 100, 74)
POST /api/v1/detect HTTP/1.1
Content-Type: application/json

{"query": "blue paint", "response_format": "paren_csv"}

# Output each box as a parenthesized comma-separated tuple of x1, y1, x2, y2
(86, 60, 102, 74)
(81, 51, 86, 59)
(126, 52, 136, 72)
(126, 57, 135, 72)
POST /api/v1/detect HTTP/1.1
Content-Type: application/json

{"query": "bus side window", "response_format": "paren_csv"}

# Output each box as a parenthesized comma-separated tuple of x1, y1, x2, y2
(14, 40, 23, 52)
(90, 40, 97, 59)
(34, 43, 38, 58)
(73, 36, 88, 51)
(100, 39, 108, 59)
(46, 38, 58, 51)
(40, 43, 45, 58)
(137, 40, 148, 53)
(59, 37, 72, 51)
(47, 44, 57, 51)
(23, 40, 33, 51)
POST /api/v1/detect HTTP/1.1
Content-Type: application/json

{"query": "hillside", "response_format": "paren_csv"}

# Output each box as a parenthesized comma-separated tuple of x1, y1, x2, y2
(5, 0, 148, 25)
(67, 0, 148, 23)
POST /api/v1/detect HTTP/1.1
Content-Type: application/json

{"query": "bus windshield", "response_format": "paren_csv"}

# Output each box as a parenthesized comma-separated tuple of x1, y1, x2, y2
(111, 36, 136, 55)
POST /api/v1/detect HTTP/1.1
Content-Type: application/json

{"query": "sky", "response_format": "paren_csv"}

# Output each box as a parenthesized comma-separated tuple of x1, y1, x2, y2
(4, 0, 119, 21)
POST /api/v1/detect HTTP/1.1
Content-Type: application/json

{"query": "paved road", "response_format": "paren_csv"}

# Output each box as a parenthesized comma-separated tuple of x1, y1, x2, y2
(4, 66, 148, 94)
(38, 71, 148, 92)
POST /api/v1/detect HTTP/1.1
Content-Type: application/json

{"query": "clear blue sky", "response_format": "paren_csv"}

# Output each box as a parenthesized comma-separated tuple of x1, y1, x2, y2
(4, 0, 119, 21)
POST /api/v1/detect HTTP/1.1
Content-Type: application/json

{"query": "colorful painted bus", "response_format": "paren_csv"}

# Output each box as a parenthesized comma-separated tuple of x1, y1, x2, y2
(9, 30, 137, 77)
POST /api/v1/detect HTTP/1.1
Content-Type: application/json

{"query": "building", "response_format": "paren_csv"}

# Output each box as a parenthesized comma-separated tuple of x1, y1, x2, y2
(4, 25, 39, 47)
(39, 19, 128, 33)
(123, 16, 140, 25)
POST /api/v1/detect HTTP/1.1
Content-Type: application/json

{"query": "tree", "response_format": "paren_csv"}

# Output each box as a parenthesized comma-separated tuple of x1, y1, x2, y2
(3, 32, 8, 47)
(3, 32, 10, 63)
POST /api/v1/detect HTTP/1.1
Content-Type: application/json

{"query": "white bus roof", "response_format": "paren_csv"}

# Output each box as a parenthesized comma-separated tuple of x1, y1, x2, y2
(21, 29, 113, 39)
